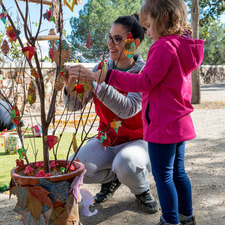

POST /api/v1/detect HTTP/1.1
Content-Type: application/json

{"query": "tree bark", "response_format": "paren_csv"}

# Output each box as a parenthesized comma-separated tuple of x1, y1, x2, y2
(191, 0, 201, 104)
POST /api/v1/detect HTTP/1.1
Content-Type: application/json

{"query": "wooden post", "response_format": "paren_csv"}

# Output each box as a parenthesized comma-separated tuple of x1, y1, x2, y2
(191, 0, 201, 104)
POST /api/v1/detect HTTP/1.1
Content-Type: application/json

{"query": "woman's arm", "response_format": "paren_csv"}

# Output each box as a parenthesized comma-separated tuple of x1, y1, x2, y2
(96, 82, 142, 119)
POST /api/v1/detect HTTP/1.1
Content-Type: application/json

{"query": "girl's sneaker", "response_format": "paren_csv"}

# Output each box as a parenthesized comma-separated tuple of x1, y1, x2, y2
(179, 214, 196, 225)
(158, 216, 181, 225)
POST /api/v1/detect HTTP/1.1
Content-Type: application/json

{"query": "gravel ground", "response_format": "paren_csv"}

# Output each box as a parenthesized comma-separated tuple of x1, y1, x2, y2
(0, 83, 225, 225)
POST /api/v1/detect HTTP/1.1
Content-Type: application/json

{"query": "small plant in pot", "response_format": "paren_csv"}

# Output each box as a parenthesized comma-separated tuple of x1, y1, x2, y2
(0, 0, 99, 224)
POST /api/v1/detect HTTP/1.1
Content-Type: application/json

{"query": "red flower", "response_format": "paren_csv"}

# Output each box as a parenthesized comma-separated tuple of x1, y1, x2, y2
(66, 164, 75, 171)
(24, 166, 34, 175)
(16, 159, 24, 169)
(35, 161, 44, 168)
(50, 161, 58, 168)
(35, 170, 46, 177)
(45, 173, 52, 177)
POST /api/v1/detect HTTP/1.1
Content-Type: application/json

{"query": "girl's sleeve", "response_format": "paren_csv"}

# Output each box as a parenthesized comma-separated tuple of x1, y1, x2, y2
(106, 42, 174, 92)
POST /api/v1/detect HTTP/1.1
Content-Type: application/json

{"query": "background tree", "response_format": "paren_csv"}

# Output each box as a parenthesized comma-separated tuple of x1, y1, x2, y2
(200, 21, 225, 65)
(68, 0, 144, 62)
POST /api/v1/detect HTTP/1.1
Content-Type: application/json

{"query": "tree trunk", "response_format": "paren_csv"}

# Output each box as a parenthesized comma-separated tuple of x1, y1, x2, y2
(191, 0, 201, 104)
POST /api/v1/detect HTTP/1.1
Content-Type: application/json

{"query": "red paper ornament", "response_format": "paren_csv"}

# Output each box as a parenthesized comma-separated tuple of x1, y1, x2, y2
(6, 26, 18, 42)
(44, 135, 59, 150)
(22, 43, 36, 60)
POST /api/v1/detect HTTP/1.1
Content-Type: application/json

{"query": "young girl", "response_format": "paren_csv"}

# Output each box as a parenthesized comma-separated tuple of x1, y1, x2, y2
(64, 15, 159, 214)
(67, 0, 204, 224)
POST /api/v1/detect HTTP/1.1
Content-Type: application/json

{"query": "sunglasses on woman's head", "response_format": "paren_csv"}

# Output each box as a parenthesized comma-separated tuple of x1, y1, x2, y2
(105, 33, 127, 45)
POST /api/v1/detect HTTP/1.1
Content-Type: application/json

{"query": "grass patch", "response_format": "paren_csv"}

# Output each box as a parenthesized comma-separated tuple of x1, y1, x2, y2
(0, 132, 92, 187)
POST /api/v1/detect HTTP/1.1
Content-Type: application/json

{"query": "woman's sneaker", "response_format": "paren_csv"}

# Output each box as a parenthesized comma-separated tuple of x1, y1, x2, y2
(179, 214, 196, 225)
(94, 175, 121, 203)
(135, 189, 159, 214)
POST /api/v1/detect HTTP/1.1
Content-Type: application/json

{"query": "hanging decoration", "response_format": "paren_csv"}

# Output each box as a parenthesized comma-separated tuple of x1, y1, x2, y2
(11, 105, 21, 126)
(43, 9, 55, 22)
(22, 43, 36, 60)
(53, 40, 71, 66)
(6, 26, 20, 42)
(0, 10, 7, 24)
(54, 73, 65, 91)
(86, 32, 92, 50)
(99, 132, 107, 146)
(60, 66, 69, 78)
(27, 81, 36, 105)
(110, 120, 122, 133)
(1, 40, 9, 55)
(72, 133, 78, 153)
(124, 32, 136, 58)
(44, 135, 59, 150)
(18, 148, 27, 160)
(30, 68, 39, 79)
(64, 0, 79, 12)
(71, 82, 91, 104)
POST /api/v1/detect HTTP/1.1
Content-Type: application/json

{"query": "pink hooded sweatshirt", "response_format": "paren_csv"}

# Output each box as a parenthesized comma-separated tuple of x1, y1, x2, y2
(106, 35, 205, 144)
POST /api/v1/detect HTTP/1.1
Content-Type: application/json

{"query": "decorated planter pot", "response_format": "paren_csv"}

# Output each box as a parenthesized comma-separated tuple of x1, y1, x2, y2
(11, 160, 85, 186)
(10, 160, 87, 225)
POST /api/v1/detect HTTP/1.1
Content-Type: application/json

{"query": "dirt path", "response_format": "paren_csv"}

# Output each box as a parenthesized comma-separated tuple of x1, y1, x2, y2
(0, 83, 225, 225)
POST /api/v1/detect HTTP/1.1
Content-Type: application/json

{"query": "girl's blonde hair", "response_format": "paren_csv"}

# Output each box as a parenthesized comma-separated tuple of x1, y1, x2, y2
(139, 0, 192, 37)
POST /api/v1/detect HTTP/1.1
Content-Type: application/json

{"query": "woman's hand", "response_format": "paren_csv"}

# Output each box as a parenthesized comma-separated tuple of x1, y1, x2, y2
(65, 64, 95, 81)
(64, 64, 107, 83)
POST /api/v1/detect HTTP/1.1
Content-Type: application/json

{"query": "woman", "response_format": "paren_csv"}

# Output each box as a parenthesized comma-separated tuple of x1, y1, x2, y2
(63, 14, 159, 213)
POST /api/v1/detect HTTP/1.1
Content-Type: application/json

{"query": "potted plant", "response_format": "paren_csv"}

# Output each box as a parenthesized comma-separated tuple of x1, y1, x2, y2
(0, 0, 99, 224)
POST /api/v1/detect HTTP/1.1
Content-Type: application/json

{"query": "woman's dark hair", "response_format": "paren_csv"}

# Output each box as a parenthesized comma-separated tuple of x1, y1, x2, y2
(113, 13, 145, 43)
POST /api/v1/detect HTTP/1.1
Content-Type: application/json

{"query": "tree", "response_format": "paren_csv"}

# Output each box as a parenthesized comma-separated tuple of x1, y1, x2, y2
(68, 0, 143, 62)
(186, 0, 225, 38)
(200, 21, 225, 65)
(187, 0, 225, 103)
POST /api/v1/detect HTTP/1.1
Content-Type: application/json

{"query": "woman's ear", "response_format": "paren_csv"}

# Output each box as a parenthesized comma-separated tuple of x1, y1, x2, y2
(134, 39, 141, 48)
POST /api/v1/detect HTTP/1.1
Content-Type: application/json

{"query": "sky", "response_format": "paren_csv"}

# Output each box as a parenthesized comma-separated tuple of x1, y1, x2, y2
(2, 0, 88, 35)
(1, 1, 225, 58)
(1, 0, 88, 57)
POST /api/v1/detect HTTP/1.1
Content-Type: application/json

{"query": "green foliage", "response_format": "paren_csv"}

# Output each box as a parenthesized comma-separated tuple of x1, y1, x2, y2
(68, 0, 143, 62)
(185, 0, 225, 38)
(200, 21, 225, 65)
(0, 132, 90, 187)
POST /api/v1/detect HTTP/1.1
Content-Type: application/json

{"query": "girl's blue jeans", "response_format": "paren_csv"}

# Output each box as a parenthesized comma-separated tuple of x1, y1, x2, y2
(148, 142, 193, 224)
